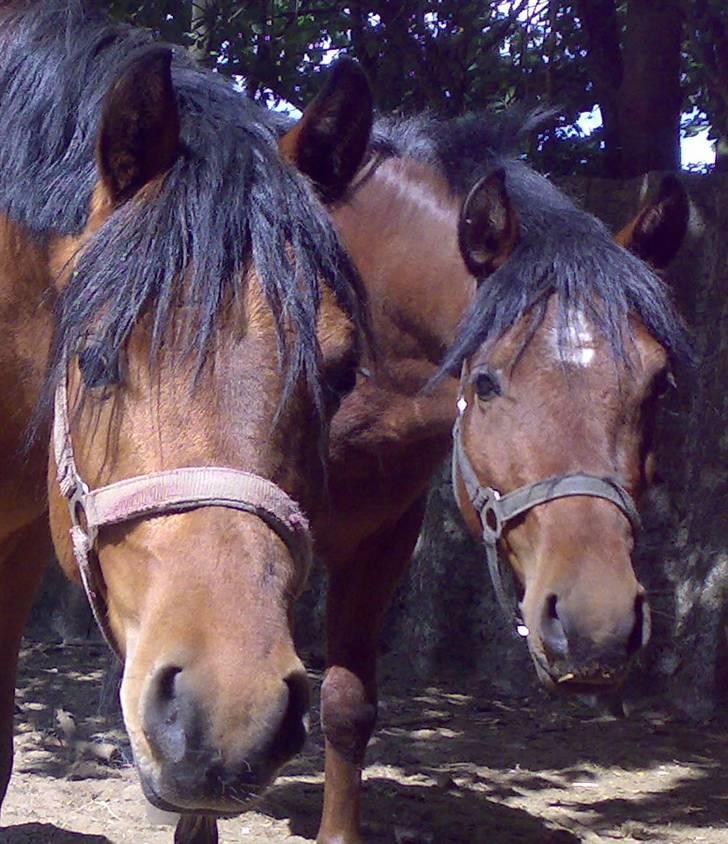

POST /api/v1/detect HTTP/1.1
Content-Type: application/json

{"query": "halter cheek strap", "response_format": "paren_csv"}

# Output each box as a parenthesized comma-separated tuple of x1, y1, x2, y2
(451, 371, 641, 636)
(53, 367, 313, 658)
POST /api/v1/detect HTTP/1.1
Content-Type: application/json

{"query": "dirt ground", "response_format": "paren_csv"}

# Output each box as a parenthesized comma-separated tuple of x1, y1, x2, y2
(1, 636, 728, 844)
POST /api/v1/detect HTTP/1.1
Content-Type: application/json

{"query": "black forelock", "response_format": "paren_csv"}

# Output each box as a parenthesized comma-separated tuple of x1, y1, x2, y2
(372, 106, 555, 190)
(372, 110, 692, 378)
(0, 0, 151, 235)
(0, 1, 367, 422)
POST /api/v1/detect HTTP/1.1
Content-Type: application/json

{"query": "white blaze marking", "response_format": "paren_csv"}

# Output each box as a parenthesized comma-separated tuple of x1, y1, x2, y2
(552, 309, 597, 366)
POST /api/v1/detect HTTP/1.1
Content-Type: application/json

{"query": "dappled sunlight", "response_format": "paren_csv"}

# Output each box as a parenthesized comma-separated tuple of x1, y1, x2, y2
(5, 641, 728, 842)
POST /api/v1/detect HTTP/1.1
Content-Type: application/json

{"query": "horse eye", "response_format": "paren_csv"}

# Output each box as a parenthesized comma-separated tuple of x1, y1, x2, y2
(78, 345, 121, 390)
(327, 360, 358, 400)
(653, 369, 676, 399)
(473, 370, 501, 401)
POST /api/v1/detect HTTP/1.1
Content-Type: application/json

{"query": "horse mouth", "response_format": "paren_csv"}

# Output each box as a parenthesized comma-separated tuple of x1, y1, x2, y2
(551, 674, 627, 695)
(139, 771, 259, 817)
(531, 652, 628, 692)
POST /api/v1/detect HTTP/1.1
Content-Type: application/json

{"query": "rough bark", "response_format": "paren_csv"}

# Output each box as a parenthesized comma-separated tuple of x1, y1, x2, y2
(577, 0, 684, 177)
(244, 0, 274, 102)
(717, 137, 728, 173)
(618, 0, 683, 176)
(574, 0, 623, 177)
(190, 0, 214, 65)
(687, 0, 728, 173)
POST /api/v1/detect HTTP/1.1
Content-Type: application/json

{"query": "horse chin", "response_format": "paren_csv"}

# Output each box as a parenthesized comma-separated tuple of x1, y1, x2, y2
(527, 641, 628, 695)
(549, 675, 626, 697)
(138, 768, 259, 818)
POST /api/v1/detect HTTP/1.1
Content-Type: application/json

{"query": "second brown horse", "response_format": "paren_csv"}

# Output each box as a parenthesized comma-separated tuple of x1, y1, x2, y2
(0, 3, 372, 843)
(285, 99, 691, 842)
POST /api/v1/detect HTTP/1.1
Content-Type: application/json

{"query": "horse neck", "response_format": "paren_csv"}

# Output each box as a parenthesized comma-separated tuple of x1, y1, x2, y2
(0, 215, 54, 525)
(334, 156, 473, 377)
(0, 216, 53, 422)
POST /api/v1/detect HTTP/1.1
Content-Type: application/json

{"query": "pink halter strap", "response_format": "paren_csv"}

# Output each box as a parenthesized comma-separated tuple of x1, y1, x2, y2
(53, 366, 313, 657)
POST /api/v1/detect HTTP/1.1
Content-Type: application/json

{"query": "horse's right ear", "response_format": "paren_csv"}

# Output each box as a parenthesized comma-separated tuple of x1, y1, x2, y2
(279, 57, 373, 203)
(97, 48, 180, 207)
(616, 175, 690, 270)
(458, 169, 520, 279)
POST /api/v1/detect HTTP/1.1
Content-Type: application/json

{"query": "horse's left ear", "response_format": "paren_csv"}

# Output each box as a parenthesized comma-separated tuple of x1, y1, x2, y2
(458, 169, 520, 279)
(279, 57, 373, 203)
(97, 47, 180, 207)
(616, 175, 690, 270)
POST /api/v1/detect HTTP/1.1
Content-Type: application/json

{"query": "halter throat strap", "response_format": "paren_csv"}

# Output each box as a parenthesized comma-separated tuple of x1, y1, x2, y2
(451, 396, 641, 634)
(53, 368, 313, 657)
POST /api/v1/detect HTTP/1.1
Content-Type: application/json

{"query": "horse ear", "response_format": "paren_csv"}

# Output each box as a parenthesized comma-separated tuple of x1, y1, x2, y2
(97, 48, 180, 206)
(616, 175, 689, 270)
(458, 169, 519, 279)
(279, 57, 373, 203)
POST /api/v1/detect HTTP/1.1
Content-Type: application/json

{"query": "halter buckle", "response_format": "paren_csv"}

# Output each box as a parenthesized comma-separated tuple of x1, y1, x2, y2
(474, 486, 503, 544)
(68, 481, 97, 548)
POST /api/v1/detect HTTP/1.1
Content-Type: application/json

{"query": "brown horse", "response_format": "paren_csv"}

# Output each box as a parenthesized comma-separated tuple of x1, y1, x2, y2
(451, 171, 691, 690)
(0, 10, 691, 841)
(284, 108, 690, 842)
(0, 2, 372, 841)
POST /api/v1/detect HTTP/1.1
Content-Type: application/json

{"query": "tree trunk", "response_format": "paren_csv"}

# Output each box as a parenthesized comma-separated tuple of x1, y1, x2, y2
(577, 0, 684, 177)
(617, 0, 683, 176)
(716, 135, 728, 173)
(243, 0, 274, 102)
(575, 0, 623, 177)
(190, 0, 213, 64)
(687, 0, 728, 173)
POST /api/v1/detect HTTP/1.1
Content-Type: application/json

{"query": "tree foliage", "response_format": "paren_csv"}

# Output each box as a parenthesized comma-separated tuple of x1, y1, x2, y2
(684, 0, 728, 171)
(102, 1, 723, 176)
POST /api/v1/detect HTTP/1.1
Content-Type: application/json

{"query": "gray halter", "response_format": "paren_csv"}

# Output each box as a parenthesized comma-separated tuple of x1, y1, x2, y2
(451, 374, 641, 635)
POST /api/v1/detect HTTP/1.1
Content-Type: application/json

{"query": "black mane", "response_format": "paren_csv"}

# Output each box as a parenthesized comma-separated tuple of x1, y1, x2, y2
(0, 0, 366, 415)
(373, 111, 693, 375)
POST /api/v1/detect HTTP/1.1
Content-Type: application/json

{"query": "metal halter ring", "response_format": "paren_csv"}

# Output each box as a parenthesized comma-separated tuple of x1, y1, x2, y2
(473, 486, 503, 543)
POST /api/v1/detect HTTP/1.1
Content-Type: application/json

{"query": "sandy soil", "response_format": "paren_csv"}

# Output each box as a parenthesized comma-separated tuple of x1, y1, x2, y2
(1, 636, 727, 844)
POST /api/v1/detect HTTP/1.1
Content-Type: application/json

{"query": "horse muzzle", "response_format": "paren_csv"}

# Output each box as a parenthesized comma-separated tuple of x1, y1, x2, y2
(526, 589, 651, 691)
(130, 662, 310, 815)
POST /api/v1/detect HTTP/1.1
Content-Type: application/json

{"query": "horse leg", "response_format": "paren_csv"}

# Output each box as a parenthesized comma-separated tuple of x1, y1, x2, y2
(0, 516, 49, 810)
(174, 815, 219, 844)
(317, 499, 426, 844)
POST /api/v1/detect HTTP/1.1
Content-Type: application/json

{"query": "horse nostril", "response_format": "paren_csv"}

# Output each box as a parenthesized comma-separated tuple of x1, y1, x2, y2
(274, 671, 310, 759)
(547, 594, 559, 620)
(285, 672, 310, 724)
(156, 664, 182, 703)
(286, 672, 310, 728)
(540, 594, 568, 660)
(627, 593, 650, 655)
(142, 664, 186, 762)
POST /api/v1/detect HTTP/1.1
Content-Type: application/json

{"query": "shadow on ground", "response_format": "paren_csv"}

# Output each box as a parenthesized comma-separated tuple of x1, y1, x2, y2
(0, 822, 111, 843)
(10, 635, 728, 843)
(262, 776, 580, 843)
(13, 640, 125, 781)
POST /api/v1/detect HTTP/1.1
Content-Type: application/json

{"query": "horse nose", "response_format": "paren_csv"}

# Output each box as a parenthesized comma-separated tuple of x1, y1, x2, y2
(141, 663, 310, 796)
(538, 591, 650, 667)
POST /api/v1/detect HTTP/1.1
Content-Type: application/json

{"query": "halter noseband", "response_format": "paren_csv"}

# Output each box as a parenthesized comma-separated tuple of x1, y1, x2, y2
(53, 366, 313, 658)
(451, 368, 641, 636)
